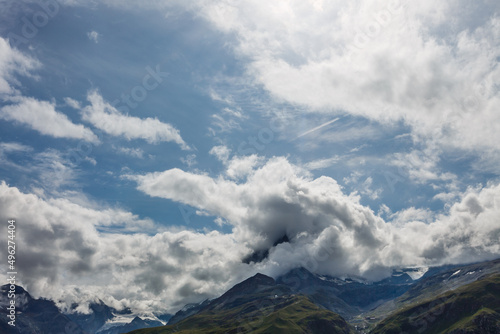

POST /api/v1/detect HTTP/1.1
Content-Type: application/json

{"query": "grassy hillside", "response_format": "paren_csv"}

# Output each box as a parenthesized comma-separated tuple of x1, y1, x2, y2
(129, 295, 355, 334)
(370, 274, 500, 334)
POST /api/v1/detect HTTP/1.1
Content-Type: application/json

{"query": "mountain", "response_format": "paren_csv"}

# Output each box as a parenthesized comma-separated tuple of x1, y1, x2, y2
(0, 284, 168, 334)
(3, 258, 500, 333)
(129, 273, 356, 334)
(98, 316, 163, 334)
(67, 300, 115, 333)
(167, 299, 211, 325)
(371, 273, 500, 333)
(358, 258, 500, 328)
(0, 284, 86, 334)
(276, 267, 415, 319)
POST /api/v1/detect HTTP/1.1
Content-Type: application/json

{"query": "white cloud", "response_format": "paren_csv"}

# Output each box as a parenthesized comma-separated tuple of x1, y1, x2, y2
(391, 149, 457, 184)
(116, 146, 145, 159)
(208, 107, 247, 135)
(82, 90, 190, 149)
(0, 142, 32, 154)
(129, 155, 500, 280)
(1, 155, 499, 315)
(180, 153, 197, 167)
(0, 96, 99, 143)
(0, 37, 40, 96)
(225, 154, 263, 180)
(209, 145, 231, 163)
(305, 156, 340, 170)
(184, 0, 500, 166)
(64, 97, 82, 109)
(0, 181, 250, 314)
(209, 145, 263, 180)
(87, 30, 100, 43)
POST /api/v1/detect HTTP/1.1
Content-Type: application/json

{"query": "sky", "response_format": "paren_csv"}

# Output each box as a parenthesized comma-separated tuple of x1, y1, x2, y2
(0, 0, 499, 315)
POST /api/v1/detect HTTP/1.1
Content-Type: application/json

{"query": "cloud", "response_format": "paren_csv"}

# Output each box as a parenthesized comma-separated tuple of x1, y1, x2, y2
(116, 146, 145, 159)
(87, 30, 99, 43)
(391, 149, 457, 184)
(0, 96, 99, 143)
(184, 0, 500, 165)
(0, 142, 32, 155)
(0, 181, 250, 313)
(180, 153, 197, 167)
(1, 155, 499, 314)
(0, 37, 40, 96)
(64, 97, 82, 109)
(129, 154, 500, 280)
(81, 90, 190, 149)
(209, 145, 231, 163)
(208, 107, 247, 136)
(305, 156, 340, 170)
(209, 145, 263, 180)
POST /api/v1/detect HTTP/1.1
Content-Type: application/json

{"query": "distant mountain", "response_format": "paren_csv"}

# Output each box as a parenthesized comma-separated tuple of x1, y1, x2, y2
(371, 273, 500, 333)
(130, 273, 356, 334)
(98, 316, 163, 334)
(0, 284, 168, 334)
(0, 284, 85, 334)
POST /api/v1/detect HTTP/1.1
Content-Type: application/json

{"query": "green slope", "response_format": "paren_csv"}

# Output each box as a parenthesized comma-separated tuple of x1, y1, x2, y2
(128, 295, 355, 334)
(371, 274, 500, 334)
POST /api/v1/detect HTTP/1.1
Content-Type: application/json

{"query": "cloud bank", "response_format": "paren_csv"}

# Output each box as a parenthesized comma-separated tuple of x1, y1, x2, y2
(1, 152, 498, 314)
(130, 152, 500, 281)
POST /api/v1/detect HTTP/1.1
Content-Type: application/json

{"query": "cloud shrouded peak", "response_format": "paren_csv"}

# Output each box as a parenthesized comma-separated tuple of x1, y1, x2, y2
(129, 154, 500, 280)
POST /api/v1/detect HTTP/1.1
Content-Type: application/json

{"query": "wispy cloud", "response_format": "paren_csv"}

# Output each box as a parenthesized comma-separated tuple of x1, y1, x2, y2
(294, 118, 339, 140)
(0, 37, 40, 96)
(82, 90, 190, 149)
(304, 156, 339, 170)
(116, 146, 145, 159)
(87, 30, 100, 43)
(0, 96, 99, 143)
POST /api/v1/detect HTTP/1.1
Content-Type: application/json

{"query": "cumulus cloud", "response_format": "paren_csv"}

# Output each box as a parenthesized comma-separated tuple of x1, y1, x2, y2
(0, 96, 99, 143)
(210, 145, 264, 180)
(129, 154, 500, 280)
(81, 90, 190, 149)
(1, 155, 499, 314)
(0, 181, 252, 313)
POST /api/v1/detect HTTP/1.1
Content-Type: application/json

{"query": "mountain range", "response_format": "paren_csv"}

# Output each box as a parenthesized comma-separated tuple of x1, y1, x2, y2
(1, 258, 499, 333)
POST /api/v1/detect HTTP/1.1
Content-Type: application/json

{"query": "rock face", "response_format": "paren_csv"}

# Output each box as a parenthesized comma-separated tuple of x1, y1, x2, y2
(276, 266, 415, 318)
(0, 284, 85, 334)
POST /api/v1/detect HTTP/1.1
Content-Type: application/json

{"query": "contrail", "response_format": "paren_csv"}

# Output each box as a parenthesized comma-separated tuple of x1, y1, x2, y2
(294, 118, 339, 140)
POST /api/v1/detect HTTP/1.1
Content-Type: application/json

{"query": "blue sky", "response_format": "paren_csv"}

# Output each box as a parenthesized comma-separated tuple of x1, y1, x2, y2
(0, 0, 499, 314)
